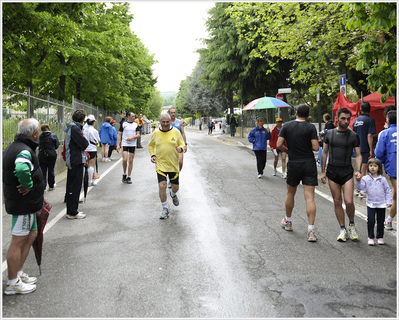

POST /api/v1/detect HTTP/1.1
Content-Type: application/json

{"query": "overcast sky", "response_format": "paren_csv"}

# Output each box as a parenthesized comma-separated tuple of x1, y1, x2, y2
(129, 1, 215, 93)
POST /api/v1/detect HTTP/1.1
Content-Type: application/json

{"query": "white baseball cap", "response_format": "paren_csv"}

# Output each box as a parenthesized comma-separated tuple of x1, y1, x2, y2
(87, 114, 96, 122)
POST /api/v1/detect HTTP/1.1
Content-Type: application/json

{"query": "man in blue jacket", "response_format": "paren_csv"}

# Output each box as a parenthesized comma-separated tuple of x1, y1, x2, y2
(248, 117, 271, 178)
(375, 110, 397, 230)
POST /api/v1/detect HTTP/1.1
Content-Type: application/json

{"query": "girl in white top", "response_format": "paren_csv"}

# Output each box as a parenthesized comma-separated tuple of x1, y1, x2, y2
(83, 114, 100, 186)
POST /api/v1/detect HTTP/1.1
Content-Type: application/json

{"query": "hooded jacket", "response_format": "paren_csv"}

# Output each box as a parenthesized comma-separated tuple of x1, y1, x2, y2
(64, 122, 88, 169)
(375, 124, 397, 179)
(99, 122, 114, 144)
(3, 134, 44, 215)
(355, 173, 392, 208)
(248, 125, 272, 151)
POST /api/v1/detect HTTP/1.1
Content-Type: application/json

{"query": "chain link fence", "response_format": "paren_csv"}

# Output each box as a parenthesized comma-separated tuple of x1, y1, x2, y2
(2, 88, 120, 149)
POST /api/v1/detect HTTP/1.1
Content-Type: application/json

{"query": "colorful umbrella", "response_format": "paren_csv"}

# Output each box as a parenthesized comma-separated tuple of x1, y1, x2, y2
(32, 199, 52, 275)
(243, 96, 291, 110)
(83, 164, 89, 202)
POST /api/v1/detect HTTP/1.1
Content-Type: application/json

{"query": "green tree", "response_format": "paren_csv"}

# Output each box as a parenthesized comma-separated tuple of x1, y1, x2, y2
(345, 2, 396, 102)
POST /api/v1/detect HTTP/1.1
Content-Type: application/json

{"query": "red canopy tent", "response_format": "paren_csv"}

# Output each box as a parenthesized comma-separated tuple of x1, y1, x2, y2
(333, 91, 396, 134)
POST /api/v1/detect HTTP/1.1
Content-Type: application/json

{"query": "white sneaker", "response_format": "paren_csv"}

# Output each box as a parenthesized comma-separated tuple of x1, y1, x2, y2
(257, 174, 262, 179)
(20, 272, 37, 284)
(5, 279, 36, 295)
(66, 212, 86, 219)
(281, 172, 287, 179)
(89, 181, 98, 187)
(273, 169, 277, 176)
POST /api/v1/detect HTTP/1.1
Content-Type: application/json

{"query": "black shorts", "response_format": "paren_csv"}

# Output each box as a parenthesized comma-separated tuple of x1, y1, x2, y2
(361, 152, 369, 164)
(326, 165, 354, 186)
(157, 171, 179, 185)
(123, 146, 136, 153)
(286, 160, 318, 187)
(87, 151, 97, 160)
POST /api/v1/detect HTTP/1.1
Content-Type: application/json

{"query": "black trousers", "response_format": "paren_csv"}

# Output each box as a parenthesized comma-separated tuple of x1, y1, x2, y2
(254, 150, 267, 175)
(367, 206, 385, 239)
(66, 163, 84, 216)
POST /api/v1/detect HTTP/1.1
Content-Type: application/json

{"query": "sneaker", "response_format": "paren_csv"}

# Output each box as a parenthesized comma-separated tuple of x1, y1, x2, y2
(281, 217, 293, 231)
(273, 169, 277, 176)
(348, 224, 359, 240)
(377, 238, 384, 245)
(106, 158, 111, 162)
(4, 279, 36, 295)
(126, 177, 132, 184)
(89, 181, 97, 187)
(384, 219, 393, 230)
(306, 230, 317, 242)
(66, 212, 86, 219)
(257, 174, 262, 179)
(358, 191, 365, 199)
(122, 174, 127, 183)
(355, 189, 360, 196)
(160, 208, 169, 219)
(170, 191, 179, 206)
(48, 187, 54, 191)
(93, 174, 100, 179)
(20, 272, 37, 284)
(368, 238, 375, 246)
(337, 228, 348, 242)
(281, 172, 287, 179)
(168, 181, 171, 189)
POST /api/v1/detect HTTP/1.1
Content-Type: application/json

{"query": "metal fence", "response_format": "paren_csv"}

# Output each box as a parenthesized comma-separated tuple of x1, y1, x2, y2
(2, 88, 120, 149)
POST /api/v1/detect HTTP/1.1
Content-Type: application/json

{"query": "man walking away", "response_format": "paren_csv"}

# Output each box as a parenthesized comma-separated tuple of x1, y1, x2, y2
(277, 104, 320, 242)
(3, 118, 44, 295)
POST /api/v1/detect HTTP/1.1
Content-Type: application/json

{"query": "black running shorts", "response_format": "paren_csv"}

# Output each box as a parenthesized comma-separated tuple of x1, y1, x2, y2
(157, 171, 179, 185)
(326, 165, 354, 186)
(286, 160, 318, 187)
(123, 146, 136, 153)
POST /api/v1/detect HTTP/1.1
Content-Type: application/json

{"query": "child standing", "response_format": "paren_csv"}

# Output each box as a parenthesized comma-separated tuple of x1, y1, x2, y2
(356, 158, 392, 245)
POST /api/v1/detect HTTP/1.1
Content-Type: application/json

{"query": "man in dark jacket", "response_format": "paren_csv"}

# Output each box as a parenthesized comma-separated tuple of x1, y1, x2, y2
(65, 109, 89, 219)
(3, 118, 44, 295)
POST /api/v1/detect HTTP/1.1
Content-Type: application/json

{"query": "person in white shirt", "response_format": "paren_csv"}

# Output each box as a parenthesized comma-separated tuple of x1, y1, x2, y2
(83, 114, 100, 186)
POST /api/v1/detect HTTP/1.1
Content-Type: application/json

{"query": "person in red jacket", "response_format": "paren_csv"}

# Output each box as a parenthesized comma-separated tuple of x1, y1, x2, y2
(269, 118, 287, 178)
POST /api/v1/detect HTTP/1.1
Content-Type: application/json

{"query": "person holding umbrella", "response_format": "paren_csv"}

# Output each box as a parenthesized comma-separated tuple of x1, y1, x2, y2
(248, 117, 271, 178)
(3, 118, 44, 295)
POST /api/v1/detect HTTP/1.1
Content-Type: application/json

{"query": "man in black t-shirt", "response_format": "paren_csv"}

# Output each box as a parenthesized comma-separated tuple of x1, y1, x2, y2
(321, 108, 362, 242)
(277, 104, 320, 242)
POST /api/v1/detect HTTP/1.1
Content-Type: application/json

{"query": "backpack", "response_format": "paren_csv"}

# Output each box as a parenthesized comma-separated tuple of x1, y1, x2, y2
(42, 136, 57, 161)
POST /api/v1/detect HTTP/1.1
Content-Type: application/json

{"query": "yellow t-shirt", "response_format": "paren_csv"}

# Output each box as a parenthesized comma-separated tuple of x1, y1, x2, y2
(148, 127, 185, 173)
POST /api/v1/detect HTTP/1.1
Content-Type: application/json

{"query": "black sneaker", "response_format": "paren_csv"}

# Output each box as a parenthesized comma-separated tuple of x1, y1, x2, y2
(122, 174, 127, 183)
(126, 177, 132, 184)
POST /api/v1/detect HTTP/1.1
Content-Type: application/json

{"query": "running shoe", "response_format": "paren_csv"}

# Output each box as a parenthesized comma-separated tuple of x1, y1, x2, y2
(93, 174, 100, 179)
(368, 238, 374, 246)
(170, 191, 179, 206)
(66, 212, 86, 219)
(281, 217, 293, 231)
(348, 224, 359, 240)
(4, 279, 36, 295)
(281, 172, 287, 179)
(377, 238, 385, 245)
(122, 174, 127, 183)
(20, 272, 37, 284)
(126, 177, 132, 184)
(257, 174, 262, 179)
(273, 169, 277, 176)
(354, 189, 360, 196)
(337, 228, 348, 242)
(358, 191, 365, 199)
(306, 230, 317, 242)
(160, 208, 169, 219)
(384, 219, 393, 230)
(89, 181, 98, 187)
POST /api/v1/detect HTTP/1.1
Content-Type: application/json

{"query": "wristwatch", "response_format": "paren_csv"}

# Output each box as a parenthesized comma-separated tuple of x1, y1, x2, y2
(356, 170, 362, 174)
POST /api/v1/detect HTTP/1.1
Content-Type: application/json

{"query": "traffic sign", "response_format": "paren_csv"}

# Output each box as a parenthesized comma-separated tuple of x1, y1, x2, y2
(276, 93, 284, 100)
(278, 88, 291, 94)
(339, 74, 346, 86)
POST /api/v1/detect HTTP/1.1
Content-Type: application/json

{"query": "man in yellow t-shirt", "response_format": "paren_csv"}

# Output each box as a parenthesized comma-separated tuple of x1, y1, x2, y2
(148, 113, 185, 219)
(135, 113, 145, 148)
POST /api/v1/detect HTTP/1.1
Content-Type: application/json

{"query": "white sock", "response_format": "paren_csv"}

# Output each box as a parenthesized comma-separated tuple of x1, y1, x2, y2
(8, 278, 18, 285)
(308, 225, 315, 231)
(88, 166, 94, 183)
(17, 270, 23, 277)
(286, 216, 292, 222)
(387, 216, 393, 223)
(162, 202, 168, 209)
(170, 190, 176, 197)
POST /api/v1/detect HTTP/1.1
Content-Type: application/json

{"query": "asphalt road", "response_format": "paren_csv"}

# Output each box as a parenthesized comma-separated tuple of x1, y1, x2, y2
(2, 128, 397, 318)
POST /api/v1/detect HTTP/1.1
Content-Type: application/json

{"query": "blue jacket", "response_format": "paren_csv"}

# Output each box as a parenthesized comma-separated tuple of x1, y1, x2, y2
(248, 126, 271, 151)
(375, 124, 397, 179)
(99, 122, 114, 144)
(109, 126, 118, 146)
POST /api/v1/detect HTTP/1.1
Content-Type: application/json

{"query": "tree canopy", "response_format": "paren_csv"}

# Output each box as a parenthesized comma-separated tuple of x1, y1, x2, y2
(3, 2, 158, 113)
